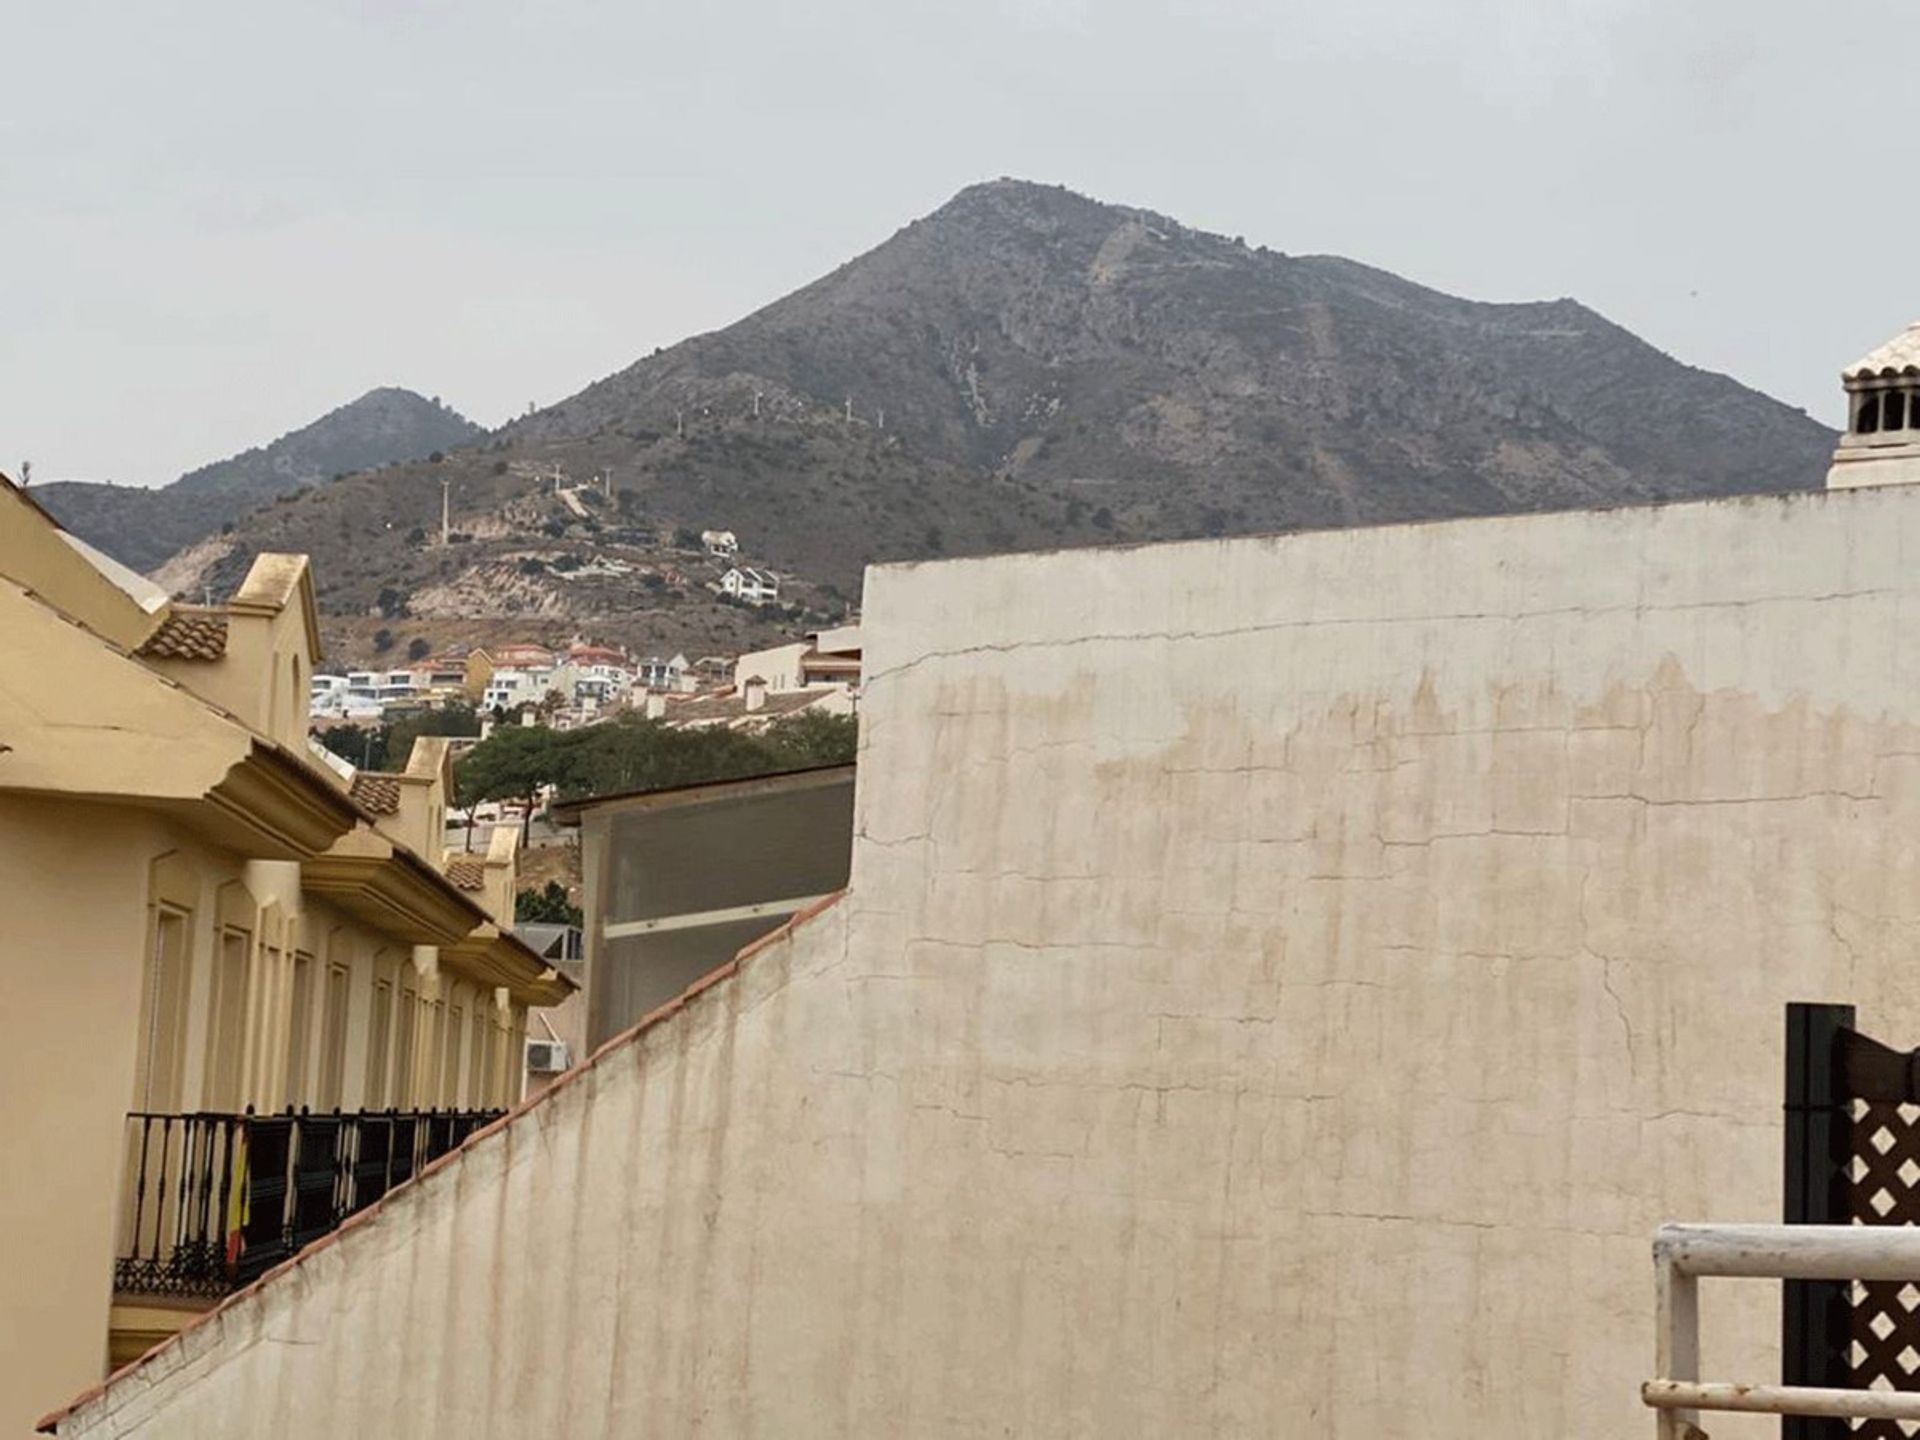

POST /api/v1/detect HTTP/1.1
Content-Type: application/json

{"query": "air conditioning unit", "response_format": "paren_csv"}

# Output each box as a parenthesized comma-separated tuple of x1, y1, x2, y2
(526, 1039, 571, 1074)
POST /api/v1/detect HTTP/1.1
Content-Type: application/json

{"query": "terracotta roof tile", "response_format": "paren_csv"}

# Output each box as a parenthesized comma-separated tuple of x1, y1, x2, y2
(445, 856, 486, 891)
(671, 689, 825, 723)
(1847, 321, 1920, 379)
(348, 773, 402, 815)
(135, 608, 228, 661)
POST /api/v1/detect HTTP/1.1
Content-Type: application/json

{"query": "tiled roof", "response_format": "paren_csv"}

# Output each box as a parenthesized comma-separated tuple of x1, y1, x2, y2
(349, 773, 402, 815)
(1846, 322, 1920, 379)
(135, 608, 228, 661)
(671, 688, 826, 724)
(445, 856, 487, 891)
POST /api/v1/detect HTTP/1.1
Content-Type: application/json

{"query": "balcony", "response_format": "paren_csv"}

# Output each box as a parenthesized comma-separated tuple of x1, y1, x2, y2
(115, 1107, 502, 1301)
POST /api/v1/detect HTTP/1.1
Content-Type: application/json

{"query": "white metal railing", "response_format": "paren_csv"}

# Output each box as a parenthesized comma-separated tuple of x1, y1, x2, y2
(1647, 1222, 1920, 1435)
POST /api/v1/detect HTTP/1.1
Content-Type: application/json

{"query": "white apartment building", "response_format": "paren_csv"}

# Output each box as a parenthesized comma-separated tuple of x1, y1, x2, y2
(731, 625, 862, 693)
(482, 666, 554, 712)
(308, 673, 350, 717)
(485, 662, 633, 715)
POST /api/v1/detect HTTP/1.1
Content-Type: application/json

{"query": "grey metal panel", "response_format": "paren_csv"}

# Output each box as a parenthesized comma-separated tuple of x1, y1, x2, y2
(595, 919, 788, 1042)
(605, 782, 853, 925)
(585, 771, 854, 1046)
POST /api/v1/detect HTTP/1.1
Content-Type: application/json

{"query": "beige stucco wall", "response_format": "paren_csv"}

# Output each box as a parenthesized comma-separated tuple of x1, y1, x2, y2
(0, 484, 156, 652)
(145, 556, 319, 755)
(0, 801, 155, 1440)
(0, 800, 522, 1437)
(54, 485, 1920, 1438)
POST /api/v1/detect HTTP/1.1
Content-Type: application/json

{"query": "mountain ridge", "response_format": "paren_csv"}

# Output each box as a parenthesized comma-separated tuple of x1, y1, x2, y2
(93, 179, 1838, 663)
(34, 387, 482, 571)
(502, 178, 1830, 529)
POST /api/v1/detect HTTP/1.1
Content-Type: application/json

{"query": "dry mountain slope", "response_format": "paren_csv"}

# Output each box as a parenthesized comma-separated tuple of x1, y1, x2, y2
(166, 417, 957, 664)
(193, 178, 1836, 662)
(34, 388, 481, 571)
(509, 178, 1834, 546)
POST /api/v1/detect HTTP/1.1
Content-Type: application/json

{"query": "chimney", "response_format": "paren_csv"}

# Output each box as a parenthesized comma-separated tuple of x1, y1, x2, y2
(743, 676, 767, 713)
(1829, 321, 1920, 491)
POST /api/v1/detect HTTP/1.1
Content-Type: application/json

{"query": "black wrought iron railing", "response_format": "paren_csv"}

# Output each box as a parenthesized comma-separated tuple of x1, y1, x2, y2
(114, 1107, 502, 1299)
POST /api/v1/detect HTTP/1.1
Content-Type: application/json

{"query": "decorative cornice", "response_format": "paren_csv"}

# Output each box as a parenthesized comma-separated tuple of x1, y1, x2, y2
(204, 742, 359, 858)
(303, 834, 485, 946)
(441, 924, 575, 1006)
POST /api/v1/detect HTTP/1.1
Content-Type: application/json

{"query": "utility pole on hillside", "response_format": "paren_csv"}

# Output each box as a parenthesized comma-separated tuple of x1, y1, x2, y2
(440, 478, 452, 546)
(844, 396, 853, 424)
(753, 391, 763, 419)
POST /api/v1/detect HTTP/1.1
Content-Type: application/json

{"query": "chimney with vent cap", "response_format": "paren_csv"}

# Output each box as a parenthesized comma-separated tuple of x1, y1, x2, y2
(1828, 320, 1920, 491)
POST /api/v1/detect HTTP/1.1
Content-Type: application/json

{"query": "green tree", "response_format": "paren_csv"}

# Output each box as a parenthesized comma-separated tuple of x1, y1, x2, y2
(456, 724, 563, 843)
(455, 709, 858, 815)
(315, 722, 387, 771)
(759, 711, 858, 768)
(551, 716, 772, 798)
(313, 704, 481, 781)
(515, 880, 582, 926)
(386, 703, 481, 769)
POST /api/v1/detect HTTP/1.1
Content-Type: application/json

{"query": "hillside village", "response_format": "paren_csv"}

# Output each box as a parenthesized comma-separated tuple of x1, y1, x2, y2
(295, 491, 864, 746)
(160, 447, 851, 669)
(310, 621, 863, 735)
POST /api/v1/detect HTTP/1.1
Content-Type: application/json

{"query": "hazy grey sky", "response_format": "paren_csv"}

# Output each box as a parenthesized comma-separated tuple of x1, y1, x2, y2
(0, 0, 1887, 486)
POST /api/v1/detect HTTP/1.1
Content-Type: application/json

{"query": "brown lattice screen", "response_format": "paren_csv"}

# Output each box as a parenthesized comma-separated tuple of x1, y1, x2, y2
(1841, 1038, 1920, 1438)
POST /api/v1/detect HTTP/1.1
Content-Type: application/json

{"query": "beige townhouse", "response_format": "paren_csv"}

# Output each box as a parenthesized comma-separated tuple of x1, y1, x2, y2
(0, 475, 571, 1436)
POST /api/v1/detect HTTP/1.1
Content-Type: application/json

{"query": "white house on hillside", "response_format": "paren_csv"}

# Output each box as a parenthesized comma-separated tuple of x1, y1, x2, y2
(721, 566, 780, 605)
(637, 653, 693, 692)
(731, 626, 862, 693)
(482, 663, 556, 712)
(701, 529, 739, 558)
